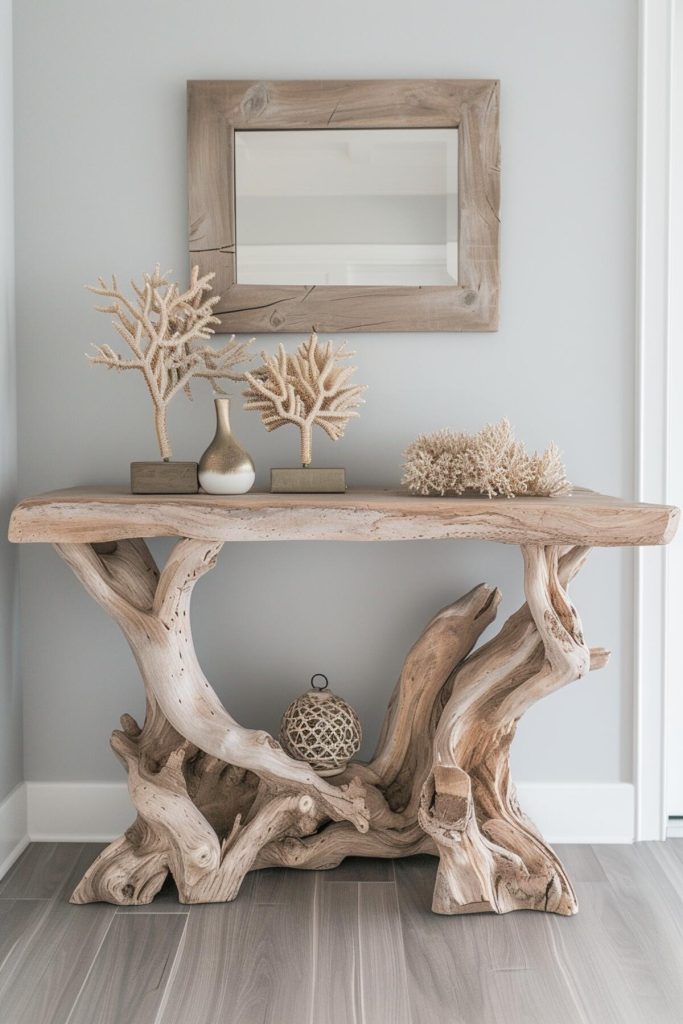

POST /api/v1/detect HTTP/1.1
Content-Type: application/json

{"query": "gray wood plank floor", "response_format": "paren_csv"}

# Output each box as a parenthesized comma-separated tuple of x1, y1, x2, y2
(1, 843, 683, 1024)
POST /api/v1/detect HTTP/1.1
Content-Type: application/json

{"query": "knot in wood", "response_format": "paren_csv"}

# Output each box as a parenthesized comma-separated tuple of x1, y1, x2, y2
(240, 82, 269, 118)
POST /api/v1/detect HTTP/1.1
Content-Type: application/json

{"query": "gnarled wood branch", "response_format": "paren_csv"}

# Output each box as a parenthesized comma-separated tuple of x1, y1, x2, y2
(419, 544, 602, 915)
(57, 536, 607, 916)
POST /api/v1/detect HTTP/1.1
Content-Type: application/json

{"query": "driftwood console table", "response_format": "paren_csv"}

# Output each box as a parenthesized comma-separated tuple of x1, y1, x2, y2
(8, 487, 678, 916)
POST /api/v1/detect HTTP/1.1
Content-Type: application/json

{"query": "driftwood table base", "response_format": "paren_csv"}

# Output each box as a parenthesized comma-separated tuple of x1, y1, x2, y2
(54, 536, 607, 916)
(11, 488, 676, 916)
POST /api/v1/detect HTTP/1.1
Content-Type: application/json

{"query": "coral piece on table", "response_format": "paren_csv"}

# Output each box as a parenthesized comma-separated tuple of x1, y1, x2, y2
(402, 418, 570, 498)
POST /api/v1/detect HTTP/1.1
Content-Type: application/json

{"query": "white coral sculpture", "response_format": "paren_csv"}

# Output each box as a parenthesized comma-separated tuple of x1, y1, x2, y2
(402, 419, 571, 498)
(242, 334, 367, 466)
(87, 265, 252, 461)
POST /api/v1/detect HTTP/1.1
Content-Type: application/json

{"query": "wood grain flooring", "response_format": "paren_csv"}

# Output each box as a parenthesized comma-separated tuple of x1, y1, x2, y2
(1, 843, 683, 1024)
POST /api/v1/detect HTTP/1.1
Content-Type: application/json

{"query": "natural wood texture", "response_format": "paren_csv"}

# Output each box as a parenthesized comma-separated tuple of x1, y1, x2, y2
(0, 842, 84, 899)
(8, 486, 678, 547)
(65, 914, 187, 1024)
(6, 486, 678, 917)
(54, 537, 368, 908)
(395, 855, 580, 1024)
(270, 466, 346, 493)
(5, 842, 683, 1024)
(160, 871, 317, 1024)
(321, 855, 394, 882)
(187, 79, 500, 333)
(419, 545, 593, 915)
(312, 880, 360, 1024)
(18, 534, 598, 914)
(543, 882, 648, 1024)
(130, 461, 198, 494)
(552, 842, 608, 882)
(590, 845, 683, 1021)
(357, 882, 412, 1023)
(116, 873, 190, 913)
(0, 844, 116, 1024)
(0, 900, 52, 972)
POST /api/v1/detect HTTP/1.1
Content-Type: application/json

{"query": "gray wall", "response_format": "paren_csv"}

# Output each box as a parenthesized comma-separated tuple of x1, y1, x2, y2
(14, 0, 636, 785)
(1, 0, 20, 803)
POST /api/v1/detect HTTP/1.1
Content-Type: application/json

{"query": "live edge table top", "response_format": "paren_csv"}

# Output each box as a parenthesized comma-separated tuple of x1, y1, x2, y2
(8, 486, 679, 548)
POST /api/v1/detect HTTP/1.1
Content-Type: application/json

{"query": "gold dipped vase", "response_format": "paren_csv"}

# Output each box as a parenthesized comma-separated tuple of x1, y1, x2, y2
(198, 397, 255, 495)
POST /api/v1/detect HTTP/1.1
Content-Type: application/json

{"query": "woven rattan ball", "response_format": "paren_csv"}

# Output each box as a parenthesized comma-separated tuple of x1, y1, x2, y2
(279, 675, 362, 776)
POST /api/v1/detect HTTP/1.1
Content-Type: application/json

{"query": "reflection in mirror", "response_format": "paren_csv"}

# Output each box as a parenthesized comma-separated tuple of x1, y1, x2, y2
(234, 128, 458, 287)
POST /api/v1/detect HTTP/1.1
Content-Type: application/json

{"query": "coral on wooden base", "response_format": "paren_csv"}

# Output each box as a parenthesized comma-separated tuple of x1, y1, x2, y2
(243, 334, 366, 467)
(87, 265, 252, 461)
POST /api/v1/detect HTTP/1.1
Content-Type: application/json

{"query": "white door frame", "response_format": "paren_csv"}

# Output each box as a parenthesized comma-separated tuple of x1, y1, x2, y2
(634, 0, 675, 840)
(665, 0, 683, 825)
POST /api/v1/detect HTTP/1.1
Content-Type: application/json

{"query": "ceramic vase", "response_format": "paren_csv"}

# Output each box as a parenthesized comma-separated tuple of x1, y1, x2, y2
(198, 397, 255, 494)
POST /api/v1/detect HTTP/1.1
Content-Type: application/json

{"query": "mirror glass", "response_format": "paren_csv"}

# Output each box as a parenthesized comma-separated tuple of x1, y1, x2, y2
(234, 128, 458, 287)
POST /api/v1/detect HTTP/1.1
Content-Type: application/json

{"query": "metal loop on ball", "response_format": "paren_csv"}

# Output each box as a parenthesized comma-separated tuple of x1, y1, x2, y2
(311, 673, 329, 691)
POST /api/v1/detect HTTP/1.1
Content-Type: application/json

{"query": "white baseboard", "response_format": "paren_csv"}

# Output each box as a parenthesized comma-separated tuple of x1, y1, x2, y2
(667, 817, 683, 838)
(27, 782, 132, 842)
(23, 780, 636, 845)
(0, 782, 29, 878)
(517, 783, 634, 843)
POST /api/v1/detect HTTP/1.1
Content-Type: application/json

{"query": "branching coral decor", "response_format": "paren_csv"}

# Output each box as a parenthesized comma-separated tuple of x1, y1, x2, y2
(87, 265, 252, 460)
(242, 334, 366, 466)
(402, 419, 570, 498)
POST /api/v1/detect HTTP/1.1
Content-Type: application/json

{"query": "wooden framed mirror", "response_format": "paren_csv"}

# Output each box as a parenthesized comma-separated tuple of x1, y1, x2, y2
(187, 79, 500, 333)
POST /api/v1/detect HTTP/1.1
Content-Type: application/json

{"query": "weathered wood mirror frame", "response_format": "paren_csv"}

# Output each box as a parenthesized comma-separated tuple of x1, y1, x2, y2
(187, 79, 500, 333)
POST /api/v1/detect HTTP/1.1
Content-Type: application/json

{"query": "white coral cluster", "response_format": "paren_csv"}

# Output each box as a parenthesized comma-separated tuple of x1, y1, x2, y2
(402, 419, 571, 498)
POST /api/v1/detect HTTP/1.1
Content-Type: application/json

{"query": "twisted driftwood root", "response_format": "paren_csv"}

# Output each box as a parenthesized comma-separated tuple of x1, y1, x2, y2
(416, 545, 608, 915)
(58, 537, 607, 914)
